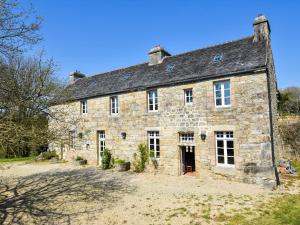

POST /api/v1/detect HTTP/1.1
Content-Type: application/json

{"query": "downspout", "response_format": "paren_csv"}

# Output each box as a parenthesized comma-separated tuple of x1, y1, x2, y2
(266, 68, 280, 185)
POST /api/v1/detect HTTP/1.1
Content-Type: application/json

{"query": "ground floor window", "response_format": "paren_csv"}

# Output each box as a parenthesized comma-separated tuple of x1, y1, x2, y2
(216, 131, 234, 166)
(148, 131, 160, 159)
(98, 131, 105, 156)
(69, 131, 75, 149)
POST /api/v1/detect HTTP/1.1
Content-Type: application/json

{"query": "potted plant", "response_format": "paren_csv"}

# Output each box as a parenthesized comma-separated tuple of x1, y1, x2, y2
(114, 158, 130, 172)
(75, 155, 87, 165)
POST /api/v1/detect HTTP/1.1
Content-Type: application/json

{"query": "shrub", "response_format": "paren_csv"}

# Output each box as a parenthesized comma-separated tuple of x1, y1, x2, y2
(101, 148, 112, 170)
(40, 151, 58, 160)
(75, 155, 83, 161)
(132, 144, 149, 172)
(114, 158, 125, 165)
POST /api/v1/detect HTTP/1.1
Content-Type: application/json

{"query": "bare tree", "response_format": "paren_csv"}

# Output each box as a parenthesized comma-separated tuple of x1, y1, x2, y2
(0, 0, 42, 57)
(0, 53, 63, 157)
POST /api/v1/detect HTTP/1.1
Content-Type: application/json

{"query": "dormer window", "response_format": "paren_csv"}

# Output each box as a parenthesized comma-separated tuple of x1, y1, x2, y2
(81, 100, 88, 114)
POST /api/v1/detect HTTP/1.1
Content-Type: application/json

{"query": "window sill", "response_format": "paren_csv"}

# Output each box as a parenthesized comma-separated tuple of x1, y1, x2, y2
(216, 164, 235, 168)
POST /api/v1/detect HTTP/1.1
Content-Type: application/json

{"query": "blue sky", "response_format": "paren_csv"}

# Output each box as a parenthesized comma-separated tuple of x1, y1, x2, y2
(26, 0, 299, 88)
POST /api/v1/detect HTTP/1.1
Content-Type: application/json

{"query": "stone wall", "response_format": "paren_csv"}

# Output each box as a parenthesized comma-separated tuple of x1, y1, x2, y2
(49, 71, 276, 186)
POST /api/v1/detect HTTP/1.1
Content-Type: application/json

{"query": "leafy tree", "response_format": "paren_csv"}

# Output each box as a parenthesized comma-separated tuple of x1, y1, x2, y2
(278, 86, 300, 115)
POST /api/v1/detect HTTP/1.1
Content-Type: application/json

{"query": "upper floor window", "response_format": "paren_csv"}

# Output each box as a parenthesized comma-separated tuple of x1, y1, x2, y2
(216, 131, 234, 166)
(110, 96, 118, 114)
(148, 90, 158, 112)
(184, 89, 193, 105)
(81, 100, 88, 114)
(214, 80, 231, 107)
(148, 131, 160, 159)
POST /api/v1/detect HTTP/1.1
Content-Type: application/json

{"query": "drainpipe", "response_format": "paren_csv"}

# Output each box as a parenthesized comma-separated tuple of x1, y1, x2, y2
(266, 68, 280, 185)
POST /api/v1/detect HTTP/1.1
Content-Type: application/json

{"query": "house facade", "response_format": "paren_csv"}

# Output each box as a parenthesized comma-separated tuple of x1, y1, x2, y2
(49, 15, 280, 187)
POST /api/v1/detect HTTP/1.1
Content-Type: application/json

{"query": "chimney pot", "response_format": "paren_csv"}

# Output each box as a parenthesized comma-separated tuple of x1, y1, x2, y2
(148, 45, 171, 65)
(253, 14, 271, 42)
(69, 70, 85, 84)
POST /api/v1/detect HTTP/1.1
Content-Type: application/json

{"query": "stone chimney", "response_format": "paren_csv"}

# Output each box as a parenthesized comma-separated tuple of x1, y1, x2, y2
(253, 14, 271, 42)
(148, 45, 171, 65)
(69, 70, 85, 84)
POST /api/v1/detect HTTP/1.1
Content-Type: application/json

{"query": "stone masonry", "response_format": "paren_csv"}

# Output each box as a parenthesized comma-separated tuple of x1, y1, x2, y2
(49, 15, 279, 187)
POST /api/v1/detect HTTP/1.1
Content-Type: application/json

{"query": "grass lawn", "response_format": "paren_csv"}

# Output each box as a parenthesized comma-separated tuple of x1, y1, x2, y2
(0, 156, 35, 163)
(216, 193, 300, 225)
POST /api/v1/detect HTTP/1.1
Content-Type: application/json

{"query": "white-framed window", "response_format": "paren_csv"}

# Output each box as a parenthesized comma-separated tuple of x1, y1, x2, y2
(214, 80, 231, 107)
(148, 90, 158, 112)
(69, 130, 75, 149)
(98, 131, 105, 156)
(148, 131, 160, 159)
(110, 96, 118, 114)
(184, 89, 193, 105)
(216, 131, 234, 166)
(81, 100, 88, 114)
(179, 133, 194, 144)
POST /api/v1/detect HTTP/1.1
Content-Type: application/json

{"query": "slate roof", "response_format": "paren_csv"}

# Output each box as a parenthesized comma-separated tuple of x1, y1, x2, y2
(63, 36, 267, 101)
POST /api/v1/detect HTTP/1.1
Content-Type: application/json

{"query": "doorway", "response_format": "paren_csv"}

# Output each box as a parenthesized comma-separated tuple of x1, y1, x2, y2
(180, 146, 196, 175)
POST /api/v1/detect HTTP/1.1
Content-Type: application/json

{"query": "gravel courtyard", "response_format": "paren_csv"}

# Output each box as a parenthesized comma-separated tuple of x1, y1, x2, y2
(0, 162, 296, 225)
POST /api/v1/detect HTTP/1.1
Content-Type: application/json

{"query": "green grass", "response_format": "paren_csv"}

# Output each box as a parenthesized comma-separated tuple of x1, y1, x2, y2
(216, 194, 300, 225)
(0, 156, 34, 163)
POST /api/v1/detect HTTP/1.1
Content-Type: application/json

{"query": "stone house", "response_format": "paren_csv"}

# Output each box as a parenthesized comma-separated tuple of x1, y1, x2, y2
(49, 15, 280, 186)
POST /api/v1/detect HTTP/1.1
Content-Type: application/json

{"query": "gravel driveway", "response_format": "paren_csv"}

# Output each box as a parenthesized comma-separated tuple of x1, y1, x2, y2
(0, 162, 282, 225)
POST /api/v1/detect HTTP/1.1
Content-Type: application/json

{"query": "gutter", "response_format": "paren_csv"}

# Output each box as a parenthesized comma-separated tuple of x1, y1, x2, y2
(55, 66, 267, 104)
(266, 67, 280, 185)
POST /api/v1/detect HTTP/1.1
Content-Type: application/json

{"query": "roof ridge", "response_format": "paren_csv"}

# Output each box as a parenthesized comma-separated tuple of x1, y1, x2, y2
(165, 35, 254, 60)
(84, 35, 254, 80)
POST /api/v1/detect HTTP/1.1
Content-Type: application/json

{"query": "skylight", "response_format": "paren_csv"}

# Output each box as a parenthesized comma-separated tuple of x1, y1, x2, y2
(166, 63, 175, 72)
(122, 72, 134, 80)
(213, 54, 223, 62)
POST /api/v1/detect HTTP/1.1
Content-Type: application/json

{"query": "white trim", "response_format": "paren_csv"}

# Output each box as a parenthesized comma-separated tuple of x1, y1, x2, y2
(184, 89, 193, 105)
(215, 131, 235, 167)
(81, 100, 88, 114)
(148, 131, 160, 159)
(148, 90, 158, 112)
(110, 96, 119, 114)
(214, 80, 231, 108)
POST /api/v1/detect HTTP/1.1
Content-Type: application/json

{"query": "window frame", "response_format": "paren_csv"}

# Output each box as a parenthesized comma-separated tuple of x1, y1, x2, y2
(98, 130, 105, 157)
(184, 89, 193, 105)
(81, 100, 88, 114)
(148, 131, 160, 159)
(69, 130, 75, 149)
(148, 90, 158, 112)
(214, 80, 231, 108)
(179, 132, 194, 144)
(215, 131, 234, 167)
(110, 96, 119, 115)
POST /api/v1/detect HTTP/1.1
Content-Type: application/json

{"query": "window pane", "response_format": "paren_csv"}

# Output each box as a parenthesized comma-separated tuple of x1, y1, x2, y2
(227, 140, 234, 148)
(217, 148, 224, 156)
(150, 139, 154, 145)
(218, 156, 224, 164)
(215, 83, 221, 90)
(155, 104, 158, 110)
(224, 90, 230, 97)
(216, 98, 222, 106)
(156, 151, 160, 158)
(224, 81, 230, 89)
(225, 97, 231, 105)
(217, 140, 224, 148)
(156, 139, 160, 145)
(228, 157, 234, 165)
(227, 148, 234, 156)
(216, 90, 222, 98)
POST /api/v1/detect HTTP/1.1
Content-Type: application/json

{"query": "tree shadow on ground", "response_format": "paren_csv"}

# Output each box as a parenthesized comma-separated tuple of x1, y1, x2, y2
(0, 168, 135, 225)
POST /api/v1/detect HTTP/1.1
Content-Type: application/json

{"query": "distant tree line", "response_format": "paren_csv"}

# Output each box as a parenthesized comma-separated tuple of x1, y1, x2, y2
(278, 87, 300, 115)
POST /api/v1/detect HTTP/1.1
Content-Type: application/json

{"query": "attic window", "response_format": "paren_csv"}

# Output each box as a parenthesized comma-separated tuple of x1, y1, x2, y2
(166, 63, 175, 72)
(122, 72, 134, 80)
(213, 54, 223, 62)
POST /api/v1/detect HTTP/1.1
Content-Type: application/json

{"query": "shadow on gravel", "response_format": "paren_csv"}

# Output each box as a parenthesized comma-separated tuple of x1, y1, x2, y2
(0, 168, 135, 225)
